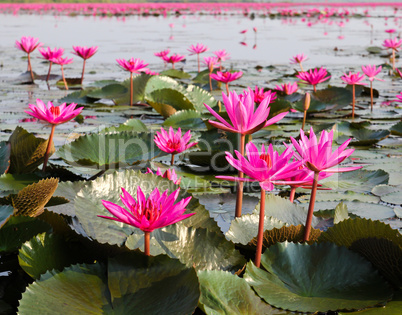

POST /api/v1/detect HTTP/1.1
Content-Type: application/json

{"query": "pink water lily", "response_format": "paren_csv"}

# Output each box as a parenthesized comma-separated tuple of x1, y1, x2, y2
(38, 47, 64, 81)
(244, 86, 277, 104)
(394, 92, 402, 103)
(210, 71, 243, 95)
(288, 127, 362, 241)
(213, 49, 230, 70)
(216, 142, 304, 267)
(203, 56, 219, 91)
(154, 49, 170, 58)
(188, 43, 208, 72)
(15, 36, 43, 82)
(162, 53, 185, 69)
(100, 187, 194, 255)
(154, 127, 197, 165)
(341, 71, 366, 119)
(116, 58, 148, 106)
(72, 46, 98, 84)
(290, 53, 308, 71)
(275, 82, 299, 95)
(383, 38, 402, 70)
(204, 90, 287, 136)
(51, 56, 73, 90)
(362, 65, 384, 112)
(25, 99, 83, 172)
(296, 67, 331, 92)
(146, 167, 181, 185)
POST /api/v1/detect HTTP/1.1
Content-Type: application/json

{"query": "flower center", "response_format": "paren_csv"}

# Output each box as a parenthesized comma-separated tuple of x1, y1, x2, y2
(260, 153, 272, 168)
(50, 106, 61, 117)
(167, 139, 181, 152)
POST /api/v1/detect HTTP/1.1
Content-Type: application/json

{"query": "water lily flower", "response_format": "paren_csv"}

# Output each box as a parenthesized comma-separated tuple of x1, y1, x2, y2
(99, 186, 194, 255)
(72, 46, 98, 84)
(288, 127, 362, 241)
(216, 142, 304, 267)
(25, 99, 83, 172)
(116, 58, 148, 106)
(382, 38, 402, 70)
(385, 29, 396, 34)
(290, 53, 308, 72)
(15, 36, 43, 83)
(296, 67, 331, 92)
(362, 65, 384, 112)
(146, 167, 181, 185)
(203, 56, 219, 91)
(162, 53, 185, 70)
(154, 127, 197, 165)
(210, 71, 243, 95)
(187, 43, 208, 72)
(394, 92, 402, 103)
(213, 49, 230, 70)
(341, 71, 366, 119)
(205, 90, 288, 218)
(275, 82, 299, 95)
(396, 68, 402, 79)
(244, 86, 277, 104)
(38, 47, 64, 81)
(51, 56, 73, 90)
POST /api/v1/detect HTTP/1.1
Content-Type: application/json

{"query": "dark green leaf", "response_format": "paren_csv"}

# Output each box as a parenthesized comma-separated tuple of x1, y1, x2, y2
(0, 205, 14, 228)
(0, 141, 11, 174)
(160, 69, 192, 79)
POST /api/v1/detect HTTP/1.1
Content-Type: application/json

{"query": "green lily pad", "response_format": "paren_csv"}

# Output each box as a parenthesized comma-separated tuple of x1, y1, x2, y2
(125, 224, 246, 272)
(18, 254, 200, 315)
(163, 110, 205, 129)
(58, 89, 98, 106)
(86, 83, 128, 100)
(0, 216, 51, 253)
(366, 46, 383, 54)
(198, 270, 290, 315)
(381, 191, 402, 205)
(351, 129, 391, 146)
(160, 69, 192, 79)
(0, 205, 14, 228)
(0, 173, 40, 192)
(225, 213, 285, 245)
(0, 141, 10, 174)
(293, 87, 352, 113)
(297, 190, 380, 204)
(372, 185, 400, 197)
(267, 99, 292, 119)
(146, 88, 194, 118)
(18, 232, 94, 280)
(390, 121, 402, 136)
(185, 84, 218, 112)
(8, 126, 55, 174)
(320, 169, 389, 193)
(244, 242, 393, 313)
(99, 118, 148, 134)
(57, 131, 164, 169)
(49, 180, 87, 216)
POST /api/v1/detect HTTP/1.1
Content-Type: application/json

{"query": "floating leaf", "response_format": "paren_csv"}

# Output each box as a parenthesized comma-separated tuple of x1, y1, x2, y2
(99, 118, 148, 134)
(146, 88, 194, 117)
(126, 224, 245, 272)
(390, 121, 402, 136)
(12, 178, 58, 217)
(163, 110, 205, 129)
(160, 69, 192, 79)
(184, 84, 217, 112)
(0, 141, 10, 174)
(372, 185, 400, 197)
(248, 225, 322, 248)
(8, 126, 55, 174)
(0, 173, 40, 192)
(57, 131, 164, 169)
(18, 232, 94, 280)
(58, 89, 98, 106)
(0, 216, 51, 253)
(351, 129, 391, 146)
(0, 205, 14, 228)
(321, 169, 389, 193)
(267, 99, 292, 118)
(293, 87, 352, 113)
(198, 270, 289, 315)
(225, 213, 285, 245)
(381, 191, 402, 205)
(86, 83, 128, 100)
(49, 180, 87, 216)
(366, 46, 383, 54)
(244, 242, 393, 313)
(334, 202, 349, 224)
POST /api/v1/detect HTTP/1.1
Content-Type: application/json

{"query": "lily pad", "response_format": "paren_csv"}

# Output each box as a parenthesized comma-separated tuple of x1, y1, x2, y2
(146, 88, 194, 118)
(351, 129, 391, 146)
(198, 270, 290, 315)
(86, 83, 128, 100)
(163, 110, 205, 129)
(390, 121, 402, 136)
(57, 131, 164, 169)
(244, 242, 393, 313)
(0, 205, 14, 228)
(0, 141, 10, 174)
(160, 69, 192, 79)
(99, 118, 148, 134)
(381, 191, 402, 205)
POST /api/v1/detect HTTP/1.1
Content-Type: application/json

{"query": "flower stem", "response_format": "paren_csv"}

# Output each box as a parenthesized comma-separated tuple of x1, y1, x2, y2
(209, 73, 213, 92)
(300, 63, 304, 72)
(235, 134, 245, 218)
(172, 63, 175, 70)
(302, 110, 307, 131)
(303, 171, 319, 242)
(46, 61, 52, 82)
(42, 124, 56, 173)
(352, 84, 355, 119)
(225, 83, 229, 96)
(27, 53, 34, 83)
(197, 54, 200, 73)
(313, 85, 317, 93)
(130, 72, 133, 106)
(254, 188, 266, 268)
(144, 231, 150, 256)
(370, 81, 374, 112)
(80, 59, 86, 85)
(392, 50, 396, 71)
(289, 187, 296, 203)
(61, 65, 68, 90)
(171, 153, 175, 166)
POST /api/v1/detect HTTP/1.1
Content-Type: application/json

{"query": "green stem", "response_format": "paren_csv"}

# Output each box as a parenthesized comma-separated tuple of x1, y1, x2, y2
(42, 124, 56, 173)
(254, 188, 266, 268)
(303, 171, 319, 242)
(235, 134, 245, 218)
